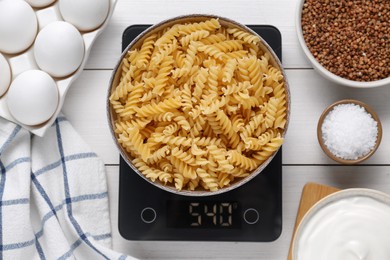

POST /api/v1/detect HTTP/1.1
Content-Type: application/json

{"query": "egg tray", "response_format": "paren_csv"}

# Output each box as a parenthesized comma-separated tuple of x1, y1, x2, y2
(0, 0, 117, 136)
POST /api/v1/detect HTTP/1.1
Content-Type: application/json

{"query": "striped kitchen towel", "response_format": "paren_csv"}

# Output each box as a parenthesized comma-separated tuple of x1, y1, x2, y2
(0, 115, 134, 259)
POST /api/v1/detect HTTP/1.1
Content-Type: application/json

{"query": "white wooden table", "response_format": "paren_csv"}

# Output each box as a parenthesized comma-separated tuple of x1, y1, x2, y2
(61, 0, 390, 259)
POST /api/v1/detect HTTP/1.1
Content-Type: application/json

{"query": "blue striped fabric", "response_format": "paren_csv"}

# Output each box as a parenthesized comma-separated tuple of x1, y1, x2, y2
(0, 116, 135, 259)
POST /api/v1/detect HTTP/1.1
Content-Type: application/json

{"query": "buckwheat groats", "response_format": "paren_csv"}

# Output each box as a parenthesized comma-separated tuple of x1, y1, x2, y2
(301, 0, 389, 82)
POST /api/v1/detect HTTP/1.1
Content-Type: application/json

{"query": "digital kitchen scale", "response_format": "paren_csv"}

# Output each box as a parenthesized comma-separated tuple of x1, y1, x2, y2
(118, 25, 283, 242)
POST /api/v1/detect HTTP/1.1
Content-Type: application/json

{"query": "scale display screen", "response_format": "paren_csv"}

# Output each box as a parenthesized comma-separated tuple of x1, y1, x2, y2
(118, 24, 283, 242)
(166, 201, 241, 229)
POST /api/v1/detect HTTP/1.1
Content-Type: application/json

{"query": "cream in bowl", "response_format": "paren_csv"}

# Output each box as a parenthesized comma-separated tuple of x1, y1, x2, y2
(292, 189, 390, 260)
(317, 99, 382, 164)
(107, 15, 290, 196)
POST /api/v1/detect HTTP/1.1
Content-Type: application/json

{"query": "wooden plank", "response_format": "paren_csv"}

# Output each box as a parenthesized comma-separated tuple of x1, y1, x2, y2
(84, 0, 311, 70)
(287, 183, 340, 260)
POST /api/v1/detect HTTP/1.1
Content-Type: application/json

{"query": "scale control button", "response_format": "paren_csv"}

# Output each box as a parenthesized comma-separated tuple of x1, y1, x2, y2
(243, 208, 259, 224)
(141, 207, 157, 224)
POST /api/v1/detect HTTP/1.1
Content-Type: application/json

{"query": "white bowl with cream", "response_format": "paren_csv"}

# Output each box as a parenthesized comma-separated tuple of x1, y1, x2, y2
(292, 188, 390, 260)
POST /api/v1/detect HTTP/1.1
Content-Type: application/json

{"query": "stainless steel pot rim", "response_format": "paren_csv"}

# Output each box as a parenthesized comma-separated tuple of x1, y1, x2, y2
(106, 14, 291, 196)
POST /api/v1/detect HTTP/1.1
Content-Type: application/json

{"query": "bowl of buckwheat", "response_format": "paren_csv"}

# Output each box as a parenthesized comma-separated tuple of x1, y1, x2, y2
(296, 0, 390, 88)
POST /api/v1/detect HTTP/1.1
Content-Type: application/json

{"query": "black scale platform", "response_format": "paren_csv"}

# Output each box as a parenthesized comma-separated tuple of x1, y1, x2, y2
(118, 25, 283, 242)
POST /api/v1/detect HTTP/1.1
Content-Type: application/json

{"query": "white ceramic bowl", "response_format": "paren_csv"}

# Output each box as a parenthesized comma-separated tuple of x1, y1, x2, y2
(296, 0, 390, 88)
(292, 188, 390, 260)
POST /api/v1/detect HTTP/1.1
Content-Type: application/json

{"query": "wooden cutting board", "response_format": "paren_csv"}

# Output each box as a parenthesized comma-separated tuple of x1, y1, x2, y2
(287, 182, 340, 260)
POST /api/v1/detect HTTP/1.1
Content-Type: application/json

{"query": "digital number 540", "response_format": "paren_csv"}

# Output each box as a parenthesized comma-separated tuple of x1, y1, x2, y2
(189, 202, 236, 227)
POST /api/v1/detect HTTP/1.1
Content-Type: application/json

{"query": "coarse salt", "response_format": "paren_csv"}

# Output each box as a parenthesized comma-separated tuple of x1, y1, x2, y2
(321, 103, 378, 160)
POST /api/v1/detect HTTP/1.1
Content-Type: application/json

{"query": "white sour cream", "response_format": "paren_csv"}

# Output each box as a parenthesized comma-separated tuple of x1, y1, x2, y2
(295, 194, 390, 260)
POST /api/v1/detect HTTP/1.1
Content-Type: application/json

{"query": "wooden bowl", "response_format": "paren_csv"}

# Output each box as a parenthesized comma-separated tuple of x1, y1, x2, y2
(317, 99, 382, 164)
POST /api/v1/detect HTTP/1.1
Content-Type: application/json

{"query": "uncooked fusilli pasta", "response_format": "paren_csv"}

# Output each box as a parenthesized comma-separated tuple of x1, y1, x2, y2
(110, 18, 288, 191)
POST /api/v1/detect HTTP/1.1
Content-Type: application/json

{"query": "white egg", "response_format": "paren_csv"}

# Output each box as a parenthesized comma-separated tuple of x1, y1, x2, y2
(59, 0, 110, 31)
(0, 54, 11, 97)
(25, 0, 56, 8)
(0, 0, 38, 54)
(34, 21, 85, 78)
(7, 70, 59, 126)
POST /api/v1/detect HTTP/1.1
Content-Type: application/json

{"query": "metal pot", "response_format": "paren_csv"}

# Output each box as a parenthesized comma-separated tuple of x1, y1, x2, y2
(107, 14, 291, 196)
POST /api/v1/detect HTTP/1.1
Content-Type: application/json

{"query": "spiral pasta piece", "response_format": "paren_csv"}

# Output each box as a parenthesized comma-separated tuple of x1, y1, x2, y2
(109, 81, 134, 101)
(205, 113, 223, 136)
(135, 34, 158, 69)
(218, 172, 233, 187)
(181, 83, 193, 112)
(174, 172, 185, 190)
(264, 97, 279, 129)
(200, 33, 226, 45)
(221, 50, 248, 62)
(115, 118, 151, 134)
(231, 114, 245, 132)
(215, 110, 240, 148)
(211, 40, 244, 52)
(118, 127, 151, 162)
(247, 55, 264, 94)
(173, 114, 191, 131)
(189, 115, 206, 137)
(241, 113, 264, 139)
(193, 67, 208, 101)
(206, 66, 219, 96)
(125, 49, 138, 66)
(198, 44, 227, 61)
(155, 135, 222, 148)
(207, 145, 234, 171)
(173, 49, 186, 68)
(222, 81, 252, 95)
(118, 83, 145, 118)
(200, 97, 226, 115)
(111, 100, 125, 114)
(226, 28, 260, 44)
(151, 112, 174, 122)
(158, 159, 173, 173)
(171, 147, 197, 166)
(152, 56, 174, 96)
(180, 30, 209, 47)
(222, 58, 237, 83)
(237, 57, 251, 82)
(227, 150, 260, 171)
(135, 97, 182, 117)
(231, 167, 249, 177)
(148, 146, 170, 164)
(274, 100, 287, 129)
(162, 123, 179, 136)
(170, 155, 197, 180)
(133, 158, 172, 184)
(155, 24, 180, 46)
(197, 168, 218, 191)
(252, 136, 284, 163)
(178, 18, 221, 34)
(150, 39, 177, 67)
(258, 129, 279, 145)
